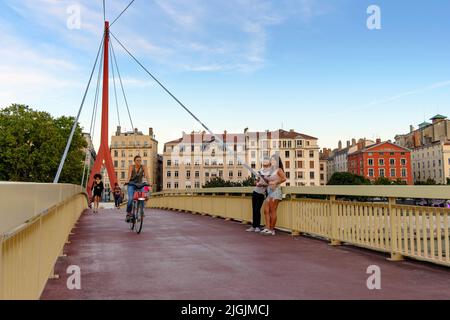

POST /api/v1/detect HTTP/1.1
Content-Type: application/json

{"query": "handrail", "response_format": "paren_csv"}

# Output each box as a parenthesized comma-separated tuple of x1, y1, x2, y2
(150, 186, 450, 200)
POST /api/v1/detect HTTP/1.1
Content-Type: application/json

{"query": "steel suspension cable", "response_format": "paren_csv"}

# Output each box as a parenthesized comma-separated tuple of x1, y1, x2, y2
(110, 32, 261, 178)
(110, 39, 135, 131)
(53, 35, 105, 184)
(109, 42, 121, 129)
(110, 0, 135, 27)
(81, 39, 105, 187)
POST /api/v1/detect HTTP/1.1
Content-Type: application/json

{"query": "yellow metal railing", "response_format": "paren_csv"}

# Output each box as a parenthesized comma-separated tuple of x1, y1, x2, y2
(0, 183, 88, 300)
(148, 186, 450, 267)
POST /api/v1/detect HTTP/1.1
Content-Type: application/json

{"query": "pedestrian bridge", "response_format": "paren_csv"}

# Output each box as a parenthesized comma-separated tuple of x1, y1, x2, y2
(1, 183, 450, 300)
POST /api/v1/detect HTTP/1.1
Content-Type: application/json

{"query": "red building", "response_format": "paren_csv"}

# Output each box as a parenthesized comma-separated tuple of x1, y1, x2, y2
(348, 140, 413, 185)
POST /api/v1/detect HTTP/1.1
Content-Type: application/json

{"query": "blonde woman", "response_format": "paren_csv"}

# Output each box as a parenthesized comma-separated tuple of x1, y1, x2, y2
(261, 154, 287, 236)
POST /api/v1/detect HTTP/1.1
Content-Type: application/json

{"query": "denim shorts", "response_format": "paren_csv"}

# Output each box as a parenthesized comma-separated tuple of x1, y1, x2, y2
(267, 187, 282, 201)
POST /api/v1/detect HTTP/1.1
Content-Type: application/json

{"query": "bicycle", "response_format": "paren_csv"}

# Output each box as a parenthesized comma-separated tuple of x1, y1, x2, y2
(125, 182, 149, 234)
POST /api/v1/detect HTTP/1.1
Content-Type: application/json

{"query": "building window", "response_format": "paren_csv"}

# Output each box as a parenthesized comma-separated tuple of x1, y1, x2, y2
(186, 170, 191, 179)
(195, 182, 200, 188)
(296, 150, 303, 158)
(285, 161, 290, 169)
(379, 168, 385, 177)
(401, 168, 407, 177)
(297, 161, 304, 169)
(121, 151, 126, 157)
(309, 161, 314, 169)
(379, 159, 385, 166)
(114, 160, 118, 168)
(251, 151, 256, 158)
(174, 182, 179, 189)
(121, 172, 125, 179)
(251, 162, 256, 169)
(309, 151, 314, 158)
(167, 183, 171, 189)
(229, 160, 233, 166)
(390, 168, 396, 177)
(167, 160, 172, 166)
(174, 171, 179, 178)
(297, 172, 304, 179)
(229, 171, 233, 178)
(167, 171, 171, 178)
(401, 158, 407, 166)
(238, 171, 242, 177)
(310, 172, 315, 179)
(174, 160, 179, 167)
(390, 159, 395, 166)
(121, 160, 125, 168)
(286, 172, 290, 179)
(219, 170, 223, 178)
(195, 160, 200, 166)
(205, 172, 209, 178)
(195, 171, 199, 178)
(285, 151, 290, 158)
(114, 150, 118, 157)
(296, 140, 303, 147)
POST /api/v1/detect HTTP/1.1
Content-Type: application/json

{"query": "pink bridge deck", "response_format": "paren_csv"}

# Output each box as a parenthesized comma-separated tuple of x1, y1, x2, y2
(41, 208, 450, 300)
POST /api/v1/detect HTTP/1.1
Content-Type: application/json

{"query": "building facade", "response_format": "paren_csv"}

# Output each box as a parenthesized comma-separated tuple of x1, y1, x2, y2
(348, 140, 413, 185)
(326, 138, 375, 180)
(110, 127, 159, 191)
(411, 142, 450, 184)
(162, 129, 321, 190)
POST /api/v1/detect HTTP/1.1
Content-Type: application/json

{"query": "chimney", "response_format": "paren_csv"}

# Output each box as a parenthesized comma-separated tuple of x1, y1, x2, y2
(134, 128, 138, 134)
(149, 127, 154, 137)
(352, 138, 356, 146)
(290, 129, 295, 133)
(116, 126, 121, 136)
(338, 140, 342, 150)
(376, 138, 382, 144)
(346, 140, 350, 148)
(410, 125, 414, 133)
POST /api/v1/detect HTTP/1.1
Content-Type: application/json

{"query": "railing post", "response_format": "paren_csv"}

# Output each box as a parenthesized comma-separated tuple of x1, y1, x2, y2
(0, 237, 3, 300)
(291, 194, 300, 236)
(329, 195, 341, 246)
(388, 197, 404, 261)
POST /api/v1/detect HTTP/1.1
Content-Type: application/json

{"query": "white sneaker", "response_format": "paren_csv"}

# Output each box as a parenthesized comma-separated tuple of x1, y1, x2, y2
(271, 230, 276, 236)
(261, 228, 270, 235)
(255, 227, 261, 233)
(246, 227, 256, 232)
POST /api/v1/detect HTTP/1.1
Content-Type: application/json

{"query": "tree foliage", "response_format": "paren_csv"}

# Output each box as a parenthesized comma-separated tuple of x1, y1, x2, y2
(0, 104, 87, 184)
(327, 172, 371, 185)
(203, 176, 256, 188)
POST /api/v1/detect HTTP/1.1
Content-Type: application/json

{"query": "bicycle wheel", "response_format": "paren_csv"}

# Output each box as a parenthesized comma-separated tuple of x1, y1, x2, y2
(130, 201, 137, 230)
(135, 201, 144, 234)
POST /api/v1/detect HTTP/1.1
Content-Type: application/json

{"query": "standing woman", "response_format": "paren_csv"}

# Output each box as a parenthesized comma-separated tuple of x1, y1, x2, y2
(261, 154, 287, 236)
(91, 173, 104, 213)
(126, 155, 151, 221)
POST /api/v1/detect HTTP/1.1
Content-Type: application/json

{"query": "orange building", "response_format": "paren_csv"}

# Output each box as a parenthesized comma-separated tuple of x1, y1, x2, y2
(348, 140, 413, 185)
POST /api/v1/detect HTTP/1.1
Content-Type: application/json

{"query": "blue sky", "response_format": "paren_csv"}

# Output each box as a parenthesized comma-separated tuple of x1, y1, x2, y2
(1, 0, 450, 153)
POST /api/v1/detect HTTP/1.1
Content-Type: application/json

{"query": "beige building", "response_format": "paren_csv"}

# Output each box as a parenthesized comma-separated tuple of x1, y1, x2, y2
(396, 114, 450, 184)
(411, 142, 450, 184)
(110, 126, 159, 191)
(395, 114, 450, 149)
(163, 129, 321, 190)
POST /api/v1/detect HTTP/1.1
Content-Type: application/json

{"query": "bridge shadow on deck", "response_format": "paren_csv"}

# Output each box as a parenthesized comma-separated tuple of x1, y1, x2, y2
(41, 208, 450, 300)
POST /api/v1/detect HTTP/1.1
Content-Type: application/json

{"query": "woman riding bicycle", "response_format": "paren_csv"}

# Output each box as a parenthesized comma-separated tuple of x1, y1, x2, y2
(126, 155, 151, 222)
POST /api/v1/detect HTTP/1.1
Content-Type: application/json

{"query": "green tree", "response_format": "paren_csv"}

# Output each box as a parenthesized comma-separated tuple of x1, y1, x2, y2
(373, 177, 392, 185)
(327, 172, 371, 185)
(0, 104, 86, 184)
(415, 178, 438, 185)
(447, 178, 450, 185)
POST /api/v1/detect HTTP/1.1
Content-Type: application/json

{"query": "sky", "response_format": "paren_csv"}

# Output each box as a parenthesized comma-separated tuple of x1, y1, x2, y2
(1, 0, 450, 154)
